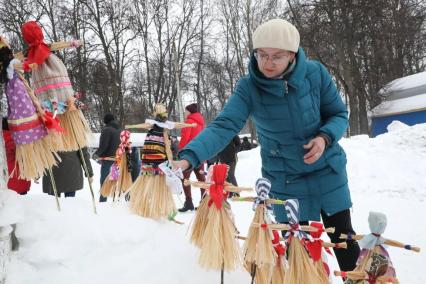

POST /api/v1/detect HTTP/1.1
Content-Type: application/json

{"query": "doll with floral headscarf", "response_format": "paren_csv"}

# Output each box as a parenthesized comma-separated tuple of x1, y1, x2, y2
(335, 212, 420, 283)
(0, 36, 59, 180)
(21, 21, 91, 152)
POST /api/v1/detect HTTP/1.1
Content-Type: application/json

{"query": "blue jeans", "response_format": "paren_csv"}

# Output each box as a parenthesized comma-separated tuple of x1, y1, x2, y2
(100, 160, 114, 202)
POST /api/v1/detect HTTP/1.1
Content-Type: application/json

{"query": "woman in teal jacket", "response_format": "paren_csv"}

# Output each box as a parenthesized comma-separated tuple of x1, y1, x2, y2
(174, 19, 360, 271)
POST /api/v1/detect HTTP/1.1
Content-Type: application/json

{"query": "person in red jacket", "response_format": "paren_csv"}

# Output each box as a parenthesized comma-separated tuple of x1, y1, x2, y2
(178, 103, 206, 212)
(2, 117, 31, 195)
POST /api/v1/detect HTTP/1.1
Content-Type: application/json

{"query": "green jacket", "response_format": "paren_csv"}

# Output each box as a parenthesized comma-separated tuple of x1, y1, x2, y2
(180, 48, 352, 221)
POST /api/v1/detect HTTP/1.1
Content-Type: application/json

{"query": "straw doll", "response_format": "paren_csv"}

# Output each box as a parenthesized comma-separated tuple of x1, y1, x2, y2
(188, 165, 212, 248)
(199, 164, 242, 271)
(126, 104, 194, 219)
(242, 178, 279, 284)
(307, 221, 348, 284)
(336, 211, 420, 283)
(282, 199, 323, 284)
(0, 37, 59, 180)
(21, 21, 91, 152)
(100, 130, 133, 200)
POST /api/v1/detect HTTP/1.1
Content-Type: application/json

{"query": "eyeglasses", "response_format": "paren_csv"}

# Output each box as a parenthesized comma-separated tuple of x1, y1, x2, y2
(254, 51, 291, 64)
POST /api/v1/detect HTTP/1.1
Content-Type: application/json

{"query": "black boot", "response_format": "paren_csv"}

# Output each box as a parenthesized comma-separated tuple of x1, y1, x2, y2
(178, 201, 195, 212)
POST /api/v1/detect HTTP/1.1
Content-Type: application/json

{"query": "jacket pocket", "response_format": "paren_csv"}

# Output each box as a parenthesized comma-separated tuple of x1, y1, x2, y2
(324, 145, 347, 174)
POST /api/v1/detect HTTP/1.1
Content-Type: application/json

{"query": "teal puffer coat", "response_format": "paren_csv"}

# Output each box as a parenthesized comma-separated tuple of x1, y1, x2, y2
(179, 48, 352, 222)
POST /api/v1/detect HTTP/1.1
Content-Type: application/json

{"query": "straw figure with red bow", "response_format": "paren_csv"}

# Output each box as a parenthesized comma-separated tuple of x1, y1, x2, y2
(20, 21, 91, 152)
(0, 36, 62, 181)
(0, 36, 67, 211)
(185, 164, 253, 280)
(100, 130, 133, 201)
(307, 221, 348, 283)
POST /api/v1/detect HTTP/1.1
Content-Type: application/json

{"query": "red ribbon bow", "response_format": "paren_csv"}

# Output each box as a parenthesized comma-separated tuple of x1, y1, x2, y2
(272, 230, 286, 256)
(208, 164, 228, 210)
(306, 221, 332, 276)
(306, 221, 325, 262)
(21, 21, 51, 66)
(43, 111, 63, 132)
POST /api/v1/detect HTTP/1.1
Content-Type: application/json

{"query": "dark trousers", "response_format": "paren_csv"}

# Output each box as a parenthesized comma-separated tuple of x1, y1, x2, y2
(226, 161, 238, 186)
(64, 192, 76, 198)
(321, 209, 360, 271)
(47, 191, 76, 198)
(100, 160, 114, 202)
(182, 165, 206, 203)
(286, 209, 360, 271)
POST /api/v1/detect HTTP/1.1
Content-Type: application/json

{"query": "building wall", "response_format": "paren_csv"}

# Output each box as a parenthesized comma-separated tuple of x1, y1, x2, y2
(371, 110, 426, 136)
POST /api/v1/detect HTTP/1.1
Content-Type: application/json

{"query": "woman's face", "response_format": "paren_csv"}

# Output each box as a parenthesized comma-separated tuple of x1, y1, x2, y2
(255, 48, 295, 78)
(185, 110, 190, 117)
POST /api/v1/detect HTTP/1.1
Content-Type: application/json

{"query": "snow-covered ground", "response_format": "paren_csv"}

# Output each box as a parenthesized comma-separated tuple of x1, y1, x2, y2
(1, 121, 426, 284)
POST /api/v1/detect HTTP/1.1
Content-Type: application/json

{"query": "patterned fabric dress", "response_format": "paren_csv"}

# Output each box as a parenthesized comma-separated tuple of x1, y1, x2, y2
(140, 125, 167, 175)
(7, 73, 48, 144)
(128, 124, 176, 219)
(5, 62, 57, 180)
(32, 53, 73, 114)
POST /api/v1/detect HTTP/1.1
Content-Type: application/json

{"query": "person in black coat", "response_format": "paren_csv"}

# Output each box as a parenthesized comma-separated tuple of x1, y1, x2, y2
(217, 135, 240, 196)
(43, 147, 94, 197)
(95, 113, 121, 202)
(239, 136, 252, 151)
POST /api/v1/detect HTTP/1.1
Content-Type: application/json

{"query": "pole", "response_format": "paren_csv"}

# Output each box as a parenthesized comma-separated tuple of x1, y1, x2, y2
(250, 263, 256, 284)
(172, 41, 184, 122)
(47, 166, 61, 211)
(69, 123, 97, 214)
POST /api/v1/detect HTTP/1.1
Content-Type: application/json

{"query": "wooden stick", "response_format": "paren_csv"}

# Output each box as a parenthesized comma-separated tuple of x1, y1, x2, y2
(334, 271, 399, 283)
(240, 233, 346, 249)
(47, 166, 61, 212)
(173, 122, 196, 129)
(125, 122, 196, 130)
(183, 180, 252, 193)
(125, 123, 153, 130)
(50, 40, 83, 51)
(230, 196, 286, 205)
(252, 223, 318, 232)
(15, 70, 45, 117)
(252, 223, 335, 233)
(339, 234, 420, 252)
(323, 241, 347, 249)
(69, 125, 97, 215)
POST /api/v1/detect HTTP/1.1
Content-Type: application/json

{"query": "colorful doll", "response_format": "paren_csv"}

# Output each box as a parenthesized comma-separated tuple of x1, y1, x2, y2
(21, 21, 91, 152)
(100, 130, 133, 200)
(125, 104, 194, 219)
(0, 37, 59, 180)
(336, 211, 420, 283)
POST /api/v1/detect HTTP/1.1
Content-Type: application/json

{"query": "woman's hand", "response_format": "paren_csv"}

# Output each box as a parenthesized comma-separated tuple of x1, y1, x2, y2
(171, 159, 190, 171)
(303, 136, 326, 164)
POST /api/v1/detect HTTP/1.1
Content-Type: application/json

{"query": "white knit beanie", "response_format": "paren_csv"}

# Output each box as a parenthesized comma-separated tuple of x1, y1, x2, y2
(253, 19, 300, 52)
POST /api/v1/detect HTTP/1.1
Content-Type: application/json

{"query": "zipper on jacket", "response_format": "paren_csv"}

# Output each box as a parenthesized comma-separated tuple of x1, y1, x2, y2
(284, 80, 289, 95)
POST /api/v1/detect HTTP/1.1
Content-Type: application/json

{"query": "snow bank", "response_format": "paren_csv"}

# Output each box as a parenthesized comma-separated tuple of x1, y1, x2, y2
(3, 123, 426, 283)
